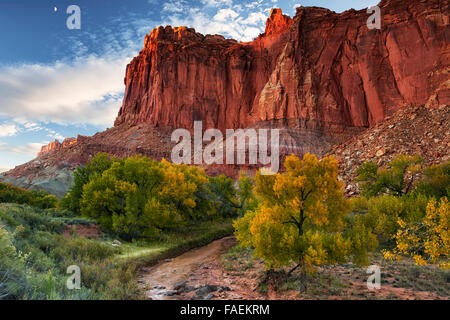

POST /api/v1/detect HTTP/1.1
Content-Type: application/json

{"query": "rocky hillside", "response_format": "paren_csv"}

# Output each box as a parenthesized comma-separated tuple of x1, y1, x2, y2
(327, 104, 450, 196)
(1, 0, 449, 196)
(0, 124, 174, 197)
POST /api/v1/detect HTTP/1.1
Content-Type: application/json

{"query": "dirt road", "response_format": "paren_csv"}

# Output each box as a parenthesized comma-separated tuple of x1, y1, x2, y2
(139, 236, 235, 300)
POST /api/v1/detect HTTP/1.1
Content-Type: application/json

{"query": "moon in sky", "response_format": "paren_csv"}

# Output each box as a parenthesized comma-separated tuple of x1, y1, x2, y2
(54, 7, 57, 12)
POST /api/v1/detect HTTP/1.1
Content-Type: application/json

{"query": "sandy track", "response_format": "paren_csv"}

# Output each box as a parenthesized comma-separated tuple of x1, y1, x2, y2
(139, 236, 235, 300)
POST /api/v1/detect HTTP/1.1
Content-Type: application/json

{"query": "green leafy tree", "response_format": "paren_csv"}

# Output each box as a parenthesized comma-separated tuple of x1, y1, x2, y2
(416, 161, 450, 199)
(237, 172, 258, 214)
(78, 155, 229, 239)
(344, 217, 378, 266)
(357, 154, 423, 197)
(80, 157, 182, 239)
(60, 153, 114, 213)
(350, 194, 429, 244)
(205, 174, 240, 218)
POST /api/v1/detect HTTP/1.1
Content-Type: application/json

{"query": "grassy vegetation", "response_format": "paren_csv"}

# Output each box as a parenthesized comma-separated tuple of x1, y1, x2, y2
(0, 203, 139, 300)
(0, 203, 233, 300)
(378, 256, 450, 297)
(2, 154, 447, 300)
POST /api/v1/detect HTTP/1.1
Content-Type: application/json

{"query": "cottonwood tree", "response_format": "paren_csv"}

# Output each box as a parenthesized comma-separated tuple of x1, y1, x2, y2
(234, 154, 376, 273)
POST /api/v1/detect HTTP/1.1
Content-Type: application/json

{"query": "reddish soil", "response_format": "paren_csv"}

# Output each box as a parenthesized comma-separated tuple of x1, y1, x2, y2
(139, 237, 449, 300)
(63, 224, 101, 239)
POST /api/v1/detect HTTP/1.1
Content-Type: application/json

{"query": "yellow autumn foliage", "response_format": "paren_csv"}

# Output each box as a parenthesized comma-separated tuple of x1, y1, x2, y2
(234, 154, 370, 272)
(383, 197, 449, 269)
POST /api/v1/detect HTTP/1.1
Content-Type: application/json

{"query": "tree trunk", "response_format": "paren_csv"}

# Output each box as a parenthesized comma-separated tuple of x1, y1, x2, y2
(288, 263, 301, 275)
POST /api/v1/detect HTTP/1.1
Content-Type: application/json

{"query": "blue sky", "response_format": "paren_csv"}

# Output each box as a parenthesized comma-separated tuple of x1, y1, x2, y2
(0, 0, 379, 170)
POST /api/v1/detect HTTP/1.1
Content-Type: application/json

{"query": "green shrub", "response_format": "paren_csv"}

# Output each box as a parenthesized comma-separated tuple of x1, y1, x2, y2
(350, 193, 430, 247)
(0, 204, 65, 234)
(0, 226, 27, 299)
(205, 174, 240, 218)
(344, 216, 378, 265)
(0, 182, 57, 209)
(353, 157, 448, 249)
(357, 155, 423, 197)
(51, 236, 118, 265)
(415, 161, 449, 199)
(237, 172, 258, 214)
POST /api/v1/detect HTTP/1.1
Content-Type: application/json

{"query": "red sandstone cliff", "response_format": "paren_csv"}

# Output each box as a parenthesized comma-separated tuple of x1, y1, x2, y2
(115, 1, 449, 133)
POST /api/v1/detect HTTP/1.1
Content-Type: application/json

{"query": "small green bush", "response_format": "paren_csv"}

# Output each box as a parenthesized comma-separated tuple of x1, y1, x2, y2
(51, 236, 118, 264)
(0, 182, 57, 209)
(357, 155, 423, 197)
(415, 161, 450, 199)
(0, 226, 27, 299)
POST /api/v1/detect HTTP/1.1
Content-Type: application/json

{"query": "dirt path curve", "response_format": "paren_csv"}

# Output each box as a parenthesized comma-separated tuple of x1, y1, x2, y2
(139, 236, 235, 300)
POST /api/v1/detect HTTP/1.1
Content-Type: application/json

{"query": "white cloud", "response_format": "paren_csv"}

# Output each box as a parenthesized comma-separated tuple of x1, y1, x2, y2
(214, 9, 239, 21)
(0, 124, 18, 137)
(22, 122, 43, 132)
(162, 1, 185, 13)
(201, 0, 233, 7)
(0, 55, 131, 126)
(46, 129, 64, 141)
(164, 3, 268, 42)
(4, 120, 65, 142)
(243, 11, 267, 25)
(241, 26, 261, 40)
(245, 1, 264, 9)
(0, 142, 45, 157)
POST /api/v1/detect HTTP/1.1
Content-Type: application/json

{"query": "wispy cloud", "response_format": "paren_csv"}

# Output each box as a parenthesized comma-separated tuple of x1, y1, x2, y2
(0, 124, 18, 137)
(162, 0, 271, 42)
(0, 142, 45, 157)
(201, 0, 233, 7)
(0, 55, 131, 127)
(1, 120, 65, 141)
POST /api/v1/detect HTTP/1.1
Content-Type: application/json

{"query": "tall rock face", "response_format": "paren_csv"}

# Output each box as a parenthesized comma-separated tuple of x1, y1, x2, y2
(115, 0, 449, 134)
